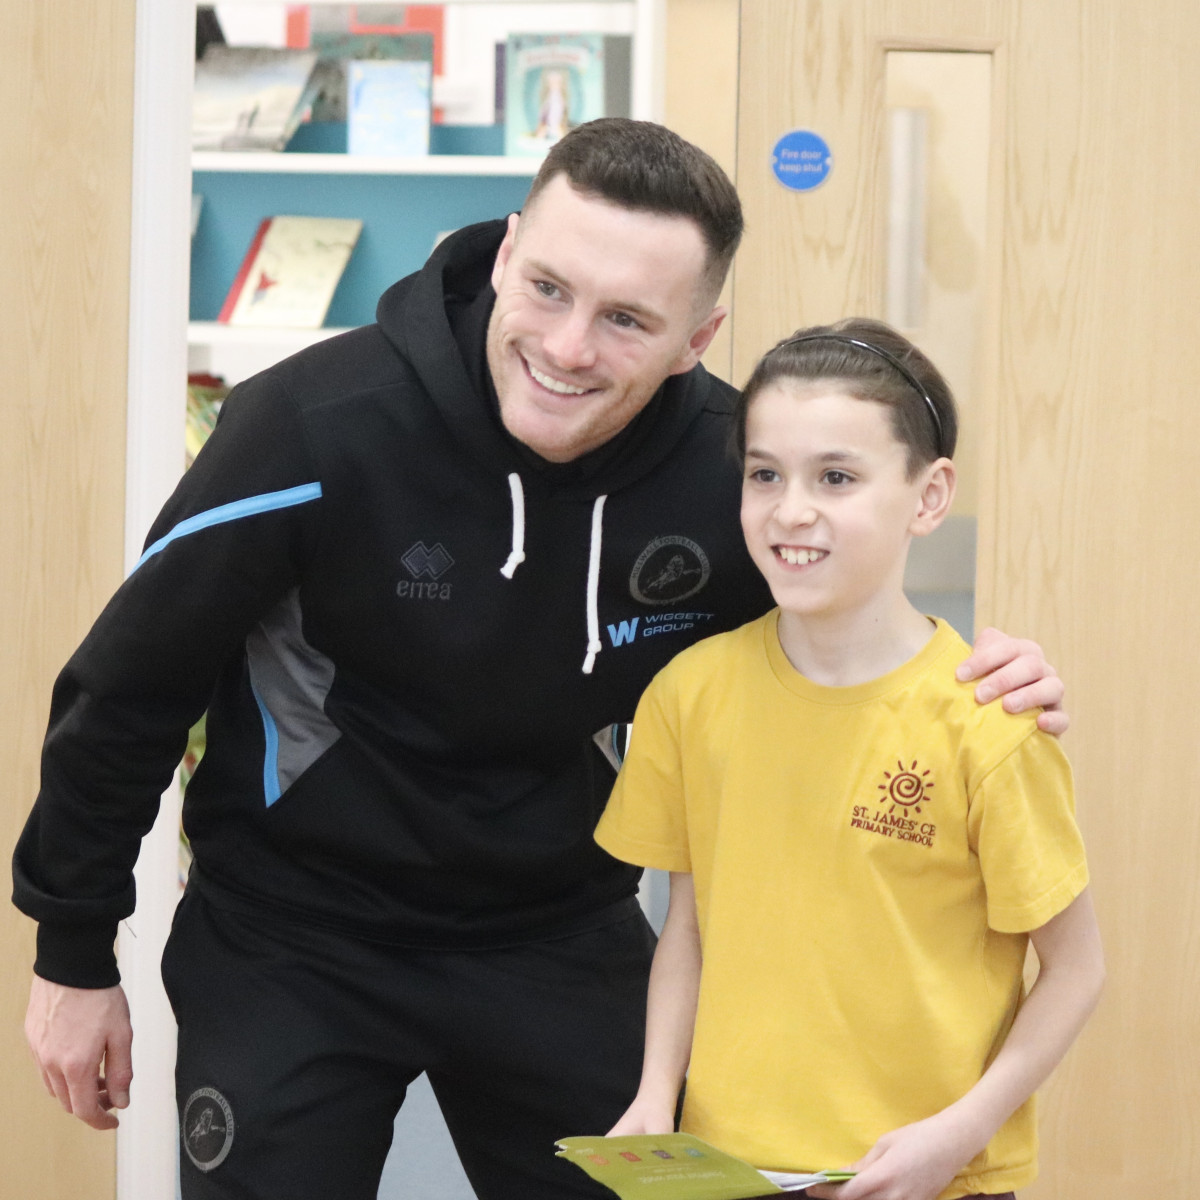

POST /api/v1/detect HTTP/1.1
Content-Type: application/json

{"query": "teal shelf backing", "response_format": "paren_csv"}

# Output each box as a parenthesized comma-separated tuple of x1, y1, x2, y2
(191, 138, 531, 328)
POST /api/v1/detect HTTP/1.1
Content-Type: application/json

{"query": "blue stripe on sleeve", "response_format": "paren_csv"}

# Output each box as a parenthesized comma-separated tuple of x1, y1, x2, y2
(132, 483, 323, 573)
(248, 674, 283, 807)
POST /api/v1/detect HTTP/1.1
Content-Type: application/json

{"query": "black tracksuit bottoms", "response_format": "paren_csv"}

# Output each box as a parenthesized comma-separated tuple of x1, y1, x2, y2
(163, 886, 657, 1200)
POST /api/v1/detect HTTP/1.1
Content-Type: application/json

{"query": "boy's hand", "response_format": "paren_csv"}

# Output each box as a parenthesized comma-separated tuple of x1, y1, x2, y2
(956, 626, 1068, 735)
(606, 1098, 676, 1137)
(803, 1110, 981, 1200)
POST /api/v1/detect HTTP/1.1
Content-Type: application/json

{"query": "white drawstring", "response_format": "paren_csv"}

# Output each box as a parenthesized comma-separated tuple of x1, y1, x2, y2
(500, 474, 606, 674)
(581, 495, 608, 674)
(499, 473, 526, 579)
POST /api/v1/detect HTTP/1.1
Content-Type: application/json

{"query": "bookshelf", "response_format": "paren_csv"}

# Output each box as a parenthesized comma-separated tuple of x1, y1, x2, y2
(188, 0, 661, 382)
(188, 154, 536, 363)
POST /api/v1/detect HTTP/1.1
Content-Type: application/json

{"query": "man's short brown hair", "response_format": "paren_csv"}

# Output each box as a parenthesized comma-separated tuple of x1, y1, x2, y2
(524, 118, 744, 302)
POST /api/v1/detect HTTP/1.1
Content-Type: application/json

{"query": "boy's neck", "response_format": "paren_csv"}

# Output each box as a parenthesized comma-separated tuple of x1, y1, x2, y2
(776, 593, 938, 687)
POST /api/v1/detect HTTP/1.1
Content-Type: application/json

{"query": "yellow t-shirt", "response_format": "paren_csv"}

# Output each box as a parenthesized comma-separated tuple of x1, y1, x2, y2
(595, 614, 1089, 1199)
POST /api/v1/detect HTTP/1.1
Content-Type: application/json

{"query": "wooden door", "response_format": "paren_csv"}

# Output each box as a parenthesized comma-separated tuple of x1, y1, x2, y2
(732, 2, 1200, 1194)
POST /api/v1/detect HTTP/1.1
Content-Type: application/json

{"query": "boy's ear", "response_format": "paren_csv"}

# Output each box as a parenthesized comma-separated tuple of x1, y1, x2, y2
(910, 459, 957, 537)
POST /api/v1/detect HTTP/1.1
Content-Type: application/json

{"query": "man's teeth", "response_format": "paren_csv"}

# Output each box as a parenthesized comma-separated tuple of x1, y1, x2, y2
(528, 362, 589, 395)
(778, 547, 825, 565)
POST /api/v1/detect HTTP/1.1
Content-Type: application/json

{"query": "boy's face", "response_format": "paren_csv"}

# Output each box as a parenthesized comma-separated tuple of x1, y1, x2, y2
(487, 175, 725, 463)
(740, 382, 952, 623)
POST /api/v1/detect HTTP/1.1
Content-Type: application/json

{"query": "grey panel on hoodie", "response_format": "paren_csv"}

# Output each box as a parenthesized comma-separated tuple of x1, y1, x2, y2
(246, 587, 341, 802)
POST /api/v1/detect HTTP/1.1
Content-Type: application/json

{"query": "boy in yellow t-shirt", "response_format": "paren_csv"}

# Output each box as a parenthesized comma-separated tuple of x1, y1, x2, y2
(594, 319, 1104, 1200)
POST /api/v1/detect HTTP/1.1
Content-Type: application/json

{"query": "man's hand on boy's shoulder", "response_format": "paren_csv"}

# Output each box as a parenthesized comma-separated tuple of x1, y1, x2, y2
(955, 627, 1068, 736)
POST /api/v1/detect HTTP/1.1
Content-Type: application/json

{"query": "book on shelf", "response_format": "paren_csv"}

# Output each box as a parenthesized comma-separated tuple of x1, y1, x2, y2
(346, 58, 432, 156)
(185, 372, 228, 467)
(218, 215, 363, 329)
(195, 6, 225, 61)
(307, 30, 434, 124)
(494, 41, 507, 126)
(555, 1133, 855, 1200)
(504, 34, 631, 158)
(192, 45, 320, 151)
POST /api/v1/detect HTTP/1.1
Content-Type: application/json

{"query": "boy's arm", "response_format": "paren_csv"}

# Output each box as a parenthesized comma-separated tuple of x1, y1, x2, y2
(957, 627, 1068, 735)
(806, 888, 1104, 1200)
(608, 872, 701, 1136)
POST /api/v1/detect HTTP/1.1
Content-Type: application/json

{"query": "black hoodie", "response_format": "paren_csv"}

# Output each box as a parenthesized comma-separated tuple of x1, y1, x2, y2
(13, 220, 773, 987)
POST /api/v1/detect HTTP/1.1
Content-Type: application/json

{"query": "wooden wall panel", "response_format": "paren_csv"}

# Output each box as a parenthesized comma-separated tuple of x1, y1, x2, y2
(985, 3, 1200, 1192)
(735, 1, 1200, 1194)
(664, 0, 740, 382)
(0, 0, 136, 1195)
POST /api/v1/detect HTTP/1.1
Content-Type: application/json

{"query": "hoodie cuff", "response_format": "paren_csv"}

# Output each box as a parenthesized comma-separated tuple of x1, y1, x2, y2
(34, 921, 121, 989)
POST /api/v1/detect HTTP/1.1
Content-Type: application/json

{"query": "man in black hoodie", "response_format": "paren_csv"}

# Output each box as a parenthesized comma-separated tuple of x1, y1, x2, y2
(15, 119, 1066, 1199)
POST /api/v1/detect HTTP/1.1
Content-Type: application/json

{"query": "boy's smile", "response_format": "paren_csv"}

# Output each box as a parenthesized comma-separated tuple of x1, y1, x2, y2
(776, 546, 827, 566)
(740, 382, 954, 656)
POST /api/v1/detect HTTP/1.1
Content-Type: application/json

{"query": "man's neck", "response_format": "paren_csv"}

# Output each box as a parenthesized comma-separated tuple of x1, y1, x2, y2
(775, 594, 937, 687)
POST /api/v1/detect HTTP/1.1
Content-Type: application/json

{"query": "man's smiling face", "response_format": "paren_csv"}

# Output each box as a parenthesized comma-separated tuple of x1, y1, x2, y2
(486, 175, 725, 463)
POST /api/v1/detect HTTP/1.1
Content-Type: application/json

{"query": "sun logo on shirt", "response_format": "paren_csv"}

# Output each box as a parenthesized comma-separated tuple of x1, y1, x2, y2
(879, 759, 934, 814)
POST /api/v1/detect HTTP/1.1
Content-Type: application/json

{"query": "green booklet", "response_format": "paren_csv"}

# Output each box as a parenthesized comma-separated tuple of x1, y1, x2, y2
(556, 1133, 855, 1200)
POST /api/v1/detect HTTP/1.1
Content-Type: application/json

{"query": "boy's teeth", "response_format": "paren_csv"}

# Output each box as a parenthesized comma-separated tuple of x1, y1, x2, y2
(529, 362, 589, 395)
(779, 547, 824, 565)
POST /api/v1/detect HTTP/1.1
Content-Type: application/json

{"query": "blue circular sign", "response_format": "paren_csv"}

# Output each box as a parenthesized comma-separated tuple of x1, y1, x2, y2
(771, 130, 833, 192)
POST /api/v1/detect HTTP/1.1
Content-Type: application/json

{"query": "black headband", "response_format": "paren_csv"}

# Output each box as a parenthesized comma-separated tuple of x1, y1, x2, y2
(780, 332, 946, 459)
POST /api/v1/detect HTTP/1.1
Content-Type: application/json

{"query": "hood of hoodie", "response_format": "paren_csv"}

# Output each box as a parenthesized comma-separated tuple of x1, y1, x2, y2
(374, 218, 732, 498)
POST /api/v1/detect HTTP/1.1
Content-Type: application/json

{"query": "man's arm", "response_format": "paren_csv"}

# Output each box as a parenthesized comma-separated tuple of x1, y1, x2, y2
(806, 888, 1104, 1200)
(14, 375, 317, 989)
(608, 872, 701, 1136)
(25, 977, 132, 1131)
(14, 375, 322, 1127)
(956, 627, 1068, 735)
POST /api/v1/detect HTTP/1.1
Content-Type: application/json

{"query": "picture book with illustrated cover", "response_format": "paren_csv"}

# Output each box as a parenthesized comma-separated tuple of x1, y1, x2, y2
(308, 30, 434, 123)
(346, 58, 432, 156)
(556, 1133, 855, 1200)
(218, 215, 363, 328)
(192, 45, 319, 151)
(504, 34, 606, 158)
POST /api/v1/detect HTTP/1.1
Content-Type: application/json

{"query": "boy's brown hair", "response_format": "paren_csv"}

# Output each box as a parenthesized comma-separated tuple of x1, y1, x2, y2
(735, 317, 959, 477)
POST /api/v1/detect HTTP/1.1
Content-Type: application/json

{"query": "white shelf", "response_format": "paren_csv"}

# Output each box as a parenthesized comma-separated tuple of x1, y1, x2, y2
(193, 151, 541, 176)
(188, 321, 353, 347)
(188, 322, 355, 384)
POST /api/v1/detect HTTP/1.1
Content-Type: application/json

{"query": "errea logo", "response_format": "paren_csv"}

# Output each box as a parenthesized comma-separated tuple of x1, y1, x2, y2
(397, 541, 454, 600)
(402, 541, 453, 579)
